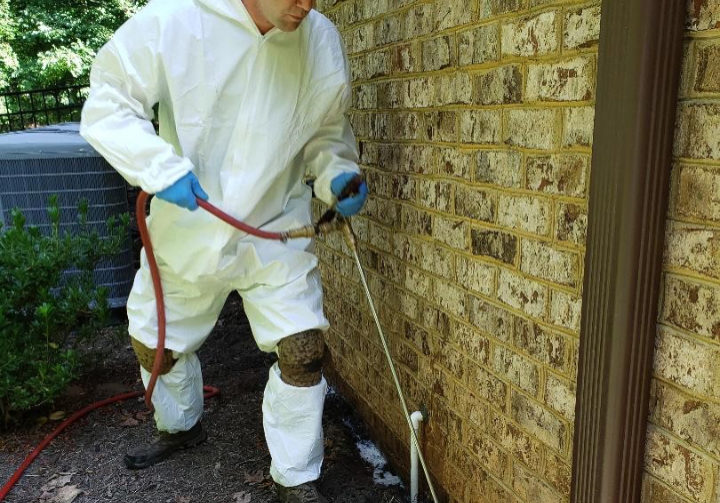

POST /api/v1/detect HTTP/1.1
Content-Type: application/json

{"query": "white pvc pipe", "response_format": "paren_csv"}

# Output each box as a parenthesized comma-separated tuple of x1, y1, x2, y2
(410, 410, 425, 503)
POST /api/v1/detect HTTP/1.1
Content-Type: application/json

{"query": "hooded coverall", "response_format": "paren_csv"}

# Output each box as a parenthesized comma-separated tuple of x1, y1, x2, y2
(80, 0, 359, 488)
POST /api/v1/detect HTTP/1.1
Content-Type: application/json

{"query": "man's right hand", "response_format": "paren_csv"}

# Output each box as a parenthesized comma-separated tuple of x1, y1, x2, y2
(156, 172, 209, 211)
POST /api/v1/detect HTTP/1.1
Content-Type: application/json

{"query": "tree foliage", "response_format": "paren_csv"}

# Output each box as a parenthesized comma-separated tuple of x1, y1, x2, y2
(0, 0, 147, 91)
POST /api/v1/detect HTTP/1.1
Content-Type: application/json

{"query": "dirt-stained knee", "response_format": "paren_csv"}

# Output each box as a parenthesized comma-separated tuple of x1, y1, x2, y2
(277, 330, 325, 387)
(130, 337, 176, 375)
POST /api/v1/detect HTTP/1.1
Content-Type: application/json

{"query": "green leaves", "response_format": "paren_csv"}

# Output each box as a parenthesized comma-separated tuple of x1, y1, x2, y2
(0, 197, 129, 428)
(1, 0, 148, 90)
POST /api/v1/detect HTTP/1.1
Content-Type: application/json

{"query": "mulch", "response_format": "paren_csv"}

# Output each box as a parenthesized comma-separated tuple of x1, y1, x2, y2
(0, 294, 408, 503)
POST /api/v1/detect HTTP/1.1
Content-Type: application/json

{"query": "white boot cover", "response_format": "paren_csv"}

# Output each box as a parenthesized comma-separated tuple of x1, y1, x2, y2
(263, 362, 327, 487)
(140, 353, 204, 434)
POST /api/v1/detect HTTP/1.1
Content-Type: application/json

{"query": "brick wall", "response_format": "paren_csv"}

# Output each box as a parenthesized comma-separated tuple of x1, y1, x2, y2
(314, 1, 600, 501)
(642, 2, 720, 502)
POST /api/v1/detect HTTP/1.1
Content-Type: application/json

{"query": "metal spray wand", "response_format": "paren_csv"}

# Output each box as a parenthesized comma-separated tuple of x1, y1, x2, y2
(340, 220, 440, 503)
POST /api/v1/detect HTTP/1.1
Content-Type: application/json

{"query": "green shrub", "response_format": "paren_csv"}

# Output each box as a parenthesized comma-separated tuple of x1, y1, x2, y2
(0, 196, 129, 428)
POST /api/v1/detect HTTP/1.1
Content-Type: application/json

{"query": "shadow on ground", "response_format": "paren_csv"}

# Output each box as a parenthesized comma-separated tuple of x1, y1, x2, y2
(0, 294, 408, 503)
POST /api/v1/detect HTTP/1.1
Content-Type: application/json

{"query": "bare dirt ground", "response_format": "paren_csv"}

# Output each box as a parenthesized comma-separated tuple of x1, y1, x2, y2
(0, 294, 408, 503)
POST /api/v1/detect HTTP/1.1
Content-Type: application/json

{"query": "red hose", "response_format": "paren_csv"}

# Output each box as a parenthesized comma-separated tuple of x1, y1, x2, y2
(0, 193, 280, 501)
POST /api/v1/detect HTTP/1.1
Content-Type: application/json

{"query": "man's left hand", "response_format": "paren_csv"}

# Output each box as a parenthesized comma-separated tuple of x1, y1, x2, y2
(330, 172, 368, 217)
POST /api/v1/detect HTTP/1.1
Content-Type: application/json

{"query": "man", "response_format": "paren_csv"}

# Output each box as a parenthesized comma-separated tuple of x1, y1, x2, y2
(80, 0, 367, 501)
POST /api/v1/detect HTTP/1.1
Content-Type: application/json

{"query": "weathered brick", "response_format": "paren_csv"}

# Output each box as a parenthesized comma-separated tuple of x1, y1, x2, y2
(497, 269, 548, 319)
(434, 0, 474, 30)
(511, 391, 567, 452)
(502, 12, 559, 57)
(432, 216, 468, 250)
(425, 111, 458, 142)
(450, 320, 491, 365)
(390, 112, 421, 140)
(376, 81, 402, 108)
(405, 267, 433, 297)
(434, 72, 474, 105)
(498, 193, 552, 235)
(403, 319, 434, 357)
(404, 77, 434, 108)
(374, 15, 403, 46)
(478, 0, 523, 19)
(661, 275, 720, 341)
(469, 365, 509, 405)
(556, 202, 588, 246)
(548, 289, 582, 333)
(642, 476, 697, 503)
(526, 153, 589, 197)
(493, 345, 540, 395)
(348, 112, 369, 138)
(471, 229, 517, 264)
(674, 164, 720, 222)
(398, 145, 435, 174)
(393, 235, 454, 279)
(544, 452, 572, 499)
(527, 56, 595, 102)
(391, 43, 420, 74)
(460, 109, 502, 144)
(456, 255, 496, 297)
(514, 318, 570, 373)
(545, 373, 575, 422)
(475, 150, 523, 188)
(368, 112, 390, 139)
(563, 5, 601, 49)
(347, 23, 374, 54)
(520, 239, 580, 287)
(513, 462, 564, 503)
(674, 104, 720, 161)
(664, 224, 720, 281)
(458, 24, 500, 66)
(504, 108, 560, 150)
(422, 35, 455, 71)
(404, 4, 435, 39)
(468, 296, 514, 343)
(488, 410, 543, 469)
(686, 0, 720, 31)
(463, 426, 508, 479)
(473, 65, 523, 105)
(354, 83, 377, 109)
(433, 278, 467, 319)
(400, 205, 432, 236)
(437, 148, 473, 179)
(363, 0, 390, 19)
(645, 427, 716, 501)
(654, 327, 720, 399)
(563, 106, 595, 147)
(651, 379, 720, 459)
(417, 179, 453, 212)
(456, 186, 495, 222)
(438, 344, 467, 382)
(693, 40, 720, 93)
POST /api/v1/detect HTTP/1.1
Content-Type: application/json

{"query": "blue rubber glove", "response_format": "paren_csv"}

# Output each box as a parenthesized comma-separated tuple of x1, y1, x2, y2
(330, 172, 368, 217)
(156, 172, 208, 211)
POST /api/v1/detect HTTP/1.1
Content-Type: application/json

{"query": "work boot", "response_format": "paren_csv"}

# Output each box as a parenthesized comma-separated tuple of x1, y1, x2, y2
(123, 421, 207, 469)
(275, 482, 328, 503)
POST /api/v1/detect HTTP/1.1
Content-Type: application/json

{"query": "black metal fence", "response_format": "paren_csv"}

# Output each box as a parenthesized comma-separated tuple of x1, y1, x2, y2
(0, 84, 88, 133)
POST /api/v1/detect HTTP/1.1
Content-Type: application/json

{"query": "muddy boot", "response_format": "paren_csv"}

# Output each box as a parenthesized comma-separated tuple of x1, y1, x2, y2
(275, 482, 328, 503)
(123, 421, 207, 469)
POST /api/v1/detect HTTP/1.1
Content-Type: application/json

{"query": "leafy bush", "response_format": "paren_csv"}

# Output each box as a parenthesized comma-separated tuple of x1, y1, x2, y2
(0, 196, 129, 428)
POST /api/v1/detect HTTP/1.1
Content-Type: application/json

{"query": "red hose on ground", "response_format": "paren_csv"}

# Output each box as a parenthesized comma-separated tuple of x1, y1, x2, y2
(0, 193, 283, 501)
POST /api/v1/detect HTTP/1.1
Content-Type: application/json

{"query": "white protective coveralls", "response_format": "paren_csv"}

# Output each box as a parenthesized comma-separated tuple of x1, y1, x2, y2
(80, 0, 358, 488)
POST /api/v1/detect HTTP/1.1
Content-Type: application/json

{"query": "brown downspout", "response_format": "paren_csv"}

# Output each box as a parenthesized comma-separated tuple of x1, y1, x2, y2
(571, 1, 686, 502)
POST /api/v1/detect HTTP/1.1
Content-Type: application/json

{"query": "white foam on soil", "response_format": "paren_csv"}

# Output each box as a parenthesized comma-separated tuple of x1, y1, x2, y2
(349, 424, 403, 487)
